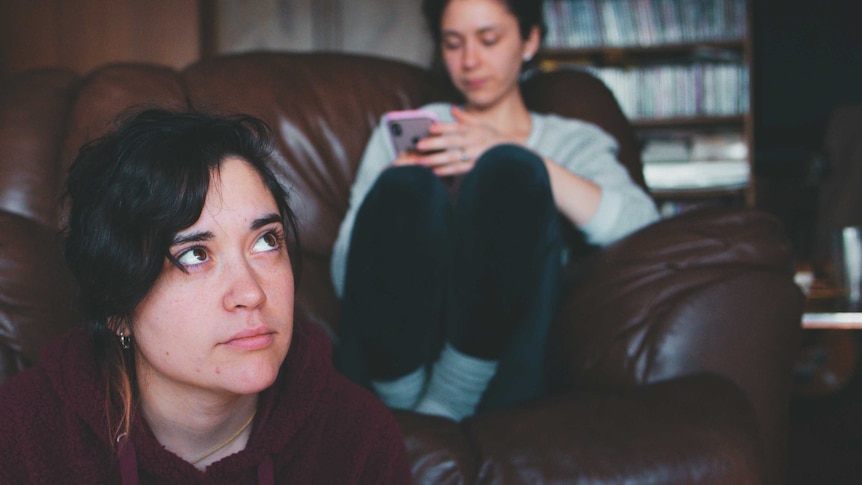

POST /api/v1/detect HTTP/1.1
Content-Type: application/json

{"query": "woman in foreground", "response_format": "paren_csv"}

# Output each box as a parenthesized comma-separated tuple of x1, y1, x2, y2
(333, 0, 659, 420)
(0, 110, 411, 484)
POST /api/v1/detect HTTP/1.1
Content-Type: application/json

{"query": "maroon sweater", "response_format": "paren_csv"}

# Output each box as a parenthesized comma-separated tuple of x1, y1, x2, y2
(0, 321, 412, 484)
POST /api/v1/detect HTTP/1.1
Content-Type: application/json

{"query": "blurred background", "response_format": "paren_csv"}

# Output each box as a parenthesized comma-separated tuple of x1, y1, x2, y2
(3, 0, 859, 261)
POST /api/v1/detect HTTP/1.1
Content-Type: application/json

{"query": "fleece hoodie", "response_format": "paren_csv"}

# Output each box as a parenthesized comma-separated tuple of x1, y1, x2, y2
(0, 320, 412, 484)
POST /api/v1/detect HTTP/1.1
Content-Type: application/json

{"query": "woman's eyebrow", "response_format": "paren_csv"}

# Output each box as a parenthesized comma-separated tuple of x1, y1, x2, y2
(251, 213, 282, 230)
(171, 231, 214, 246)
(443, 26, 498, 37)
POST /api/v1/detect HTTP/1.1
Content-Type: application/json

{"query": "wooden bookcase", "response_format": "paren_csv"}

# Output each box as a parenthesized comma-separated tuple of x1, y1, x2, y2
(539, 0, 753, 215)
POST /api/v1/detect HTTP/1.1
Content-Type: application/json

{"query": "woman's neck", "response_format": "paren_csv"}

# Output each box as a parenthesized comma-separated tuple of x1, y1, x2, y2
(138, 384, 259, 469)
(465, 93, 532, 142)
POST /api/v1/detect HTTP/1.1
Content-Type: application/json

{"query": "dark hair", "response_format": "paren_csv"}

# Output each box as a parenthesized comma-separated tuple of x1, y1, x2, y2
(63, 109, 301, 443)
(422, 0, 547, 47)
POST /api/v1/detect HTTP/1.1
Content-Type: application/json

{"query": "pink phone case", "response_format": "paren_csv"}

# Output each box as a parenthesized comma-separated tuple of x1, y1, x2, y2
(382, 109, 440, 154)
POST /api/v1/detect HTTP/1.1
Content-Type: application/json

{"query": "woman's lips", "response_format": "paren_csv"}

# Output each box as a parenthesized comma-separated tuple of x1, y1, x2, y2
(463, 78, 486, 90)
(222, 328, 274, 350)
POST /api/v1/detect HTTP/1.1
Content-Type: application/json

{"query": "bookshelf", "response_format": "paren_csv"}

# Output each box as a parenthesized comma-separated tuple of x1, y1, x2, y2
(540, 0, 753, 215)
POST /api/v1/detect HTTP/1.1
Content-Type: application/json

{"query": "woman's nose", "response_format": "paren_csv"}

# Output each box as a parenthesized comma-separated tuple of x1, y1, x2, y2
(462, 41, 478, 69)
(223, 259, 267, 310)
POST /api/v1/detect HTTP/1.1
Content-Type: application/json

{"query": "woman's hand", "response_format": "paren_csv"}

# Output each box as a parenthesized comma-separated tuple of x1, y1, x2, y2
(405, 106, 518, 177)
(391, 151, 424, 167)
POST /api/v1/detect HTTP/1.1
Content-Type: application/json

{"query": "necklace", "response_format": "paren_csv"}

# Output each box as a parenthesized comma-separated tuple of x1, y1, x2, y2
(191, 411, 256, 465)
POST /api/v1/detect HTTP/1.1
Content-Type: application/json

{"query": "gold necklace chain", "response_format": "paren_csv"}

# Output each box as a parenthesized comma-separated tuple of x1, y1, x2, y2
(191, 411, 256, 465)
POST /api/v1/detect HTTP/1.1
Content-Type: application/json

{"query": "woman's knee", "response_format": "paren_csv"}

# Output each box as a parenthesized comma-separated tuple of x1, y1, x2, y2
(362, 165, 447, 217)
(352, 165, 451, 245)
(472, 144, 549, 187)
(462, 144, 553, 211)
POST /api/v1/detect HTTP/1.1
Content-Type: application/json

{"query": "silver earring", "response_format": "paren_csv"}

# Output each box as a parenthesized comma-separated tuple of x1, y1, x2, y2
(523, 53, 533, 63)
(119, 331, 131, 350)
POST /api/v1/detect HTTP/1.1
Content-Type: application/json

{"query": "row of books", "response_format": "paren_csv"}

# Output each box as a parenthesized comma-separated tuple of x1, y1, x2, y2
(641, 132, 749, 192)
(585, 63, 748, 120)
(544, 0, 747, 49)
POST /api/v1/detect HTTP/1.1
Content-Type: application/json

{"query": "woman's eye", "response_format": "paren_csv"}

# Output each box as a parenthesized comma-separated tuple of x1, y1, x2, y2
(442, 35, 462, 50)
(252, 231, 282, 253)
(481, 35, 499, 46)
(177, 247, 209, 267)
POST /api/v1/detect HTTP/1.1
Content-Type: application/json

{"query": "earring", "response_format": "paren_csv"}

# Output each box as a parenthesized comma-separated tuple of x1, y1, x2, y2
(523, 53, 534, 63)
(119, 330, 131, 350)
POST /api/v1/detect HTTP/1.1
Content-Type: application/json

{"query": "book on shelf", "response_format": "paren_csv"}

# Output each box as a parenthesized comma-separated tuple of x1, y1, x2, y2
(641, 132, 749, 191)
(544, 0, 747, 49)
(585, 63, 749, 120)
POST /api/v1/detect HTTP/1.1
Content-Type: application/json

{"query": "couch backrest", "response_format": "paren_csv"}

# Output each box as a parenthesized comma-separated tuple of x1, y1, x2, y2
(0, 51, 642, 378)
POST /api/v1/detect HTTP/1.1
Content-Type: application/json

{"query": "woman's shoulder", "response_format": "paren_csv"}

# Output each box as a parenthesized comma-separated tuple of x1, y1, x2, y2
(327, 370, 400, 429)
(531, 111, 612, 138)
(0, 365, 55, 416)
(529, 111, 618, 153)
(0, 361, 112, 483)
(1, 327, 100, 428)
(0, 365, 61, 460)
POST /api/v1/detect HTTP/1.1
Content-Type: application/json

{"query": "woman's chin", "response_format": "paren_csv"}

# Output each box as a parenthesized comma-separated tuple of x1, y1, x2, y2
(221, 360, 282, 395)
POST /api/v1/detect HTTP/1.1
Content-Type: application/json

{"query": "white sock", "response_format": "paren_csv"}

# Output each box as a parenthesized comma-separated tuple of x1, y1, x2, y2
(414, 342, 498, 421)
(371, 367, 427, 410)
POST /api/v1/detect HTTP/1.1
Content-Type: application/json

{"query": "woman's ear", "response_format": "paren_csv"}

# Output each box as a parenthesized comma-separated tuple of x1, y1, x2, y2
(107, 316, 129, 336)
(523, 25, 541, 62)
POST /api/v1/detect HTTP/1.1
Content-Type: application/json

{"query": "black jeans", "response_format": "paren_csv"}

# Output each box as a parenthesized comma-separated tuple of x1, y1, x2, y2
(336, 144, 564, 412)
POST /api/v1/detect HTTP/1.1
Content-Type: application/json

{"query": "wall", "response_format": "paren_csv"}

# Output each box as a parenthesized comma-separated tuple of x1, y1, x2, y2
(0, 0, 201, 78)
(753, 0, 862, 259)
(0, 0, 431, 79)
(211, 0, 432, 67)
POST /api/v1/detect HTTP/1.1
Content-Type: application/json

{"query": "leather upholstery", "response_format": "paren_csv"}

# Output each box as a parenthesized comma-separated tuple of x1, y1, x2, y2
(0, 52, 803, 484)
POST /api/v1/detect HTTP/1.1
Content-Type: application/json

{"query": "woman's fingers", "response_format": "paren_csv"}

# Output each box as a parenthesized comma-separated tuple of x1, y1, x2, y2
(432, 158, 473, 177)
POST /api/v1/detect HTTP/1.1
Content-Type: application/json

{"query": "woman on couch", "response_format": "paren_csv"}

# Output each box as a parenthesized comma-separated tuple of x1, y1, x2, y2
(0, 110, 411, 483)
(332, 0, 659, 420)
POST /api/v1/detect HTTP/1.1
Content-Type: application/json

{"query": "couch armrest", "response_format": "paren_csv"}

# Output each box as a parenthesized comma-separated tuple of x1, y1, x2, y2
(466, 374, 764, 484)
(0, 211, 80, 385)
(550, 207, 804, 484)
(393, 410, 476, 485)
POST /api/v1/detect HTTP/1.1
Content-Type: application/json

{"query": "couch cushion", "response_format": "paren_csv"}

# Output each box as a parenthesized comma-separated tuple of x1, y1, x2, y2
(0, 210, 80, 385)
(0, 68, 79, 228)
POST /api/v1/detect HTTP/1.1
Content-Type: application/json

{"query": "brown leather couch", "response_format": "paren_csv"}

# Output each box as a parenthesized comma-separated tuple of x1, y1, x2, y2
(0, 52, 803, 484)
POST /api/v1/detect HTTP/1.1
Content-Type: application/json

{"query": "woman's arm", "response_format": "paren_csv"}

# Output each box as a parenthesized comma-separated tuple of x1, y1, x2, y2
(541, 118, 659, 245)
(542, 158, 602, 227)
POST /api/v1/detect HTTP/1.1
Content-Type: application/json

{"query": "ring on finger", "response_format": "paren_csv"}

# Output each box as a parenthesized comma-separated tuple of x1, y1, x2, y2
(459, 147, 469, 162)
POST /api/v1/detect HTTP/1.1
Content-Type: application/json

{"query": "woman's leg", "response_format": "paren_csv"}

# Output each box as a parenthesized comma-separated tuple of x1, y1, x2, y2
(335, 165, 450, 408)
(416, 144, 563, 418)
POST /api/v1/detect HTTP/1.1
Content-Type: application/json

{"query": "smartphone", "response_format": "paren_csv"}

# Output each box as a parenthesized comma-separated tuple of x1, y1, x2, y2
(382, 109, 439, 155)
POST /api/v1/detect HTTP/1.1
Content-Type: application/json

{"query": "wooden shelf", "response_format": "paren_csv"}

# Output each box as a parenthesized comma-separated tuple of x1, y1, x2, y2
(541, 40, 746, 67)
(632, 115, 746, 129)
(651, 186, 747, 200)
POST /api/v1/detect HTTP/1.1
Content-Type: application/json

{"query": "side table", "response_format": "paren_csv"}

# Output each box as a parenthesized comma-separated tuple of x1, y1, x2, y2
(796, 281, 861, 396)
(803, 288, 862, 329)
